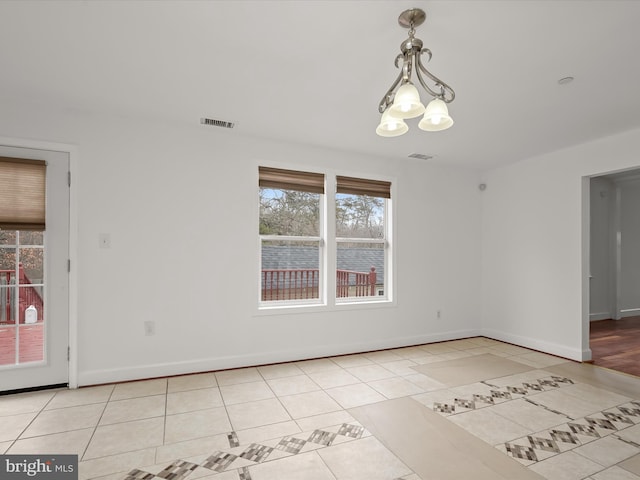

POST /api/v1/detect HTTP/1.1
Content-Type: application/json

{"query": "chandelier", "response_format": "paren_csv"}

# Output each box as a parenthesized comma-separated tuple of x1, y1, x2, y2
(376, 8, 455, 137)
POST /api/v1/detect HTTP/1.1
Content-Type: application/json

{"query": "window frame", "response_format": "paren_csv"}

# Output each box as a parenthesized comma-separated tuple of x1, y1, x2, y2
(258, 167, 326, 309)
(259, 234, 325, 307)
(257, 166, 394, 311)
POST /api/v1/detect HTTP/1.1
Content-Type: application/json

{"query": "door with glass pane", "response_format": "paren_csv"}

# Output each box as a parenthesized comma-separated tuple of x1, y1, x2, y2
(0, 146, 69, 391)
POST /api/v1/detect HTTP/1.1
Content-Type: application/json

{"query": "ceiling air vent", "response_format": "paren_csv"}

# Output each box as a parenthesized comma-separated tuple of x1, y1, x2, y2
(408, 153, 434, 160)
(200, 117, 236, 129)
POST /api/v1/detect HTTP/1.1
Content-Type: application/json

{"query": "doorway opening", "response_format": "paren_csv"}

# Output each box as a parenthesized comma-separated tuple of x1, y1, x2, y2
(588, 169, 640, 377)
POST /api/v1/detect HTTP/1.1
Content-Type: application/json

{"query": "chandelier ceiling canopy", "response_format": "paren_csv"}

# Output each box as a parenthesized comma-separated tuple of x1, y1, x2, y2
(376, 8, 455, 137)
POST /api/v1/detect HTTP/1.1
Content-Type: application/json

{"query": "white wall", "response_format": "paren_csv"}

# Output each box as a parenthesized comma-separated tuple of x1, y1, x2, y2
(589, 176, 614, 321)
(618, 178, 640, 316)
(481, 127, 640, 361)
(0, 107, 482, 385)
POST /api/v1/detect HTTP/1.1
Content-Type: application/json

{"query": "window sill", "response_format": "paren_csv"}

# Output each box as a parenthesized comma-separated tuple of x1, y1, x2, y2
(255, 298, 395, 316)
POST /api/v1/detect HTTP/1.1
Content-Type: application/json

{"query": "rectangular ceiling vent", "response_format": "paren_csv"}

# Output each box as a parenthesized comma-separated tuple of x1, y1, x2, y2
(200, 117, 236, 129)
(408, 153, 434, 160)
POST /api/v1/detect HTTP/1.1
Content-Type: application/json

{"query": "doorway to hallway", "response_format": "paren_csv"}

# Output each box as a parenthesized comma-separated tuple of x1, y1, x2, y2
(588, 170, 640, 379)
(590, 316, 640, 377)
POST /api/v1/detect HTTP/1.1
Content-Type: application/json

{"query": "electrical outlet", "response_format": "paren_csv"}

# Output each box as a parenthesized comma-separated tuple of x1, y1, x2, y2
(144, 321, 155, 336)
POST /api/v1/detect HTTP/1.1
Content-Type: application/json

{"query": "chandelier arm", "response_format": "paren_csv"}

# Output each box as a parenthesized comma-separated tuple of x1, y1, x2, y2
(393, 53, 404, 69)
(378, 69, 404, 113)
(401, 53, 412, 82)
(415, 49, 456, 103)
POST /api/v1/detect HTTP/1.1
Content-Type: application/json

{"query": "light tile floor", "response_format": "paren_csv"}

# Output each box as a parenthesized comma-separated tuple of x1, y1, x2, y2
(1, 337, 640, 480)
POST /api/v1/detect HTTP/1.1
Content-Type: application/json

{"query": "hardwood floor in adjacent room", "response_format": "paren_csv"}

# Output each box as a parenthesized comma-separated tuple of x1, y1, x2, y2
(590, 316, 640, 377)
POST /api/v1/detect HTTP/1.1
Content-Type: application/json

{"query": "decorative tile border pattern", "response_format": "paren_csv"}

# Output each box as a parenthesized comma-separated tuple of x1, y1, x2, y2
(433, 375, 575, 416)
(124, 423, 368, 480)
(155, 460, 199, 480)
(275, 436, 307, 454)
(499, 401, 640, 465)
(125, 470, 155, 480)
(427, 373, 640, 469)
(201, 451, 237, 473)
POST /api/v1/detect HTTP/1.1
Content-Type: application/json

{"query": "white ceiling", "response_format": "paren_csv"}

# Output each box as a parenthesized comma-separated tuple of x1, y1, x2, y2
(1, 0, 640, 171)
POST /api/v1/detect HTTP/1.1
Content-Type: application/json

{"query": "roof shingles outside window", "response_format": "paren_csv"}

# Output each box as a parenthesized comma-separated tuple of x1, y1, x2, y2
(261, 246, 383, 286)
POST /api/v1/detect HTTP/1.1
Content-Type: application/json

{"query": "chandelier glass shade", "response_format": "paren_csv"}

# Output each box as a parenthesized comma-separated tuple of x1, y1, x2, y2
(419, 98, 453, 131)
(376, 108, 409, 137)
(376, 8, 455, 136)
(389, 83, 425, 119)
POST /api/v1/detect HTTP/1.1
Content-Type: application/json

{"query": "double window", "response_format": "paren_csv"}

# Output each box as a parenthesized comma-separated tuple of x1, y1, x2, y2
(259, 166, 392, 307)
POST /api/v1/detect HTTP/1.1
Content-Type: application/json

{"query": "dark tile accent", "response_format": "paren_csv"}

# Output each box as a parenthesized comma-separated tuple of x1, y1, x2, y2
(602, 411, 634, 425)
(124, 469, 156, 480)
(550, 376, 573, 384)
(308, 429, 337, 446)
(550, 429, 580, 444)
(568, 422, 601, 438)
(481, 380, 501, 388)
(491, 390, 512, 400)
(276, 436, 307, 454)
(619, 406, 640, 417)
(585, 417, 618, 431)
(505, 443, 538, 461)
(538, 379, 559, 388)
(227, 431, 240, 448)
(338, 423, 365, 438)
(472, 394, 495, 405)
(548, 408, 570, 418)
(240, 443, 274, 463)
(507, 386, 528, 395)
(522, 398, 570, 420)
(239, 466, 252, 480)
(454, 398, 475, 409)
(202, 452, 238, 472)
(433, 402, 455, 414)
(527, 435, 560, 453)
(156, 460, 199, 480)
(523, 383, 543, 392)
(614, 434, 640, 449)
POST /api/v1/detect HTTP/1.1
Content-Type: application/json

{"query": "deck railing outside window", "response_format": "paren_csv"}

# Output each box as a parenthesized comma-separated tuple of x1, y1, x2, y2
(261, 267, 377, 301)
(0, 263, 44, 324)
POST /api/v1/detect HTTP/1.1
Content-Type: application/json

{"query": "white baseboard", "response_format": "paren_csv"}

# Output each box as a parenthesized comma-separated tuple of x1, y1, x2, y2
(77, 328, 483, 386)
(589, 312, 612, 321)
(481, 329, 588, 362)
